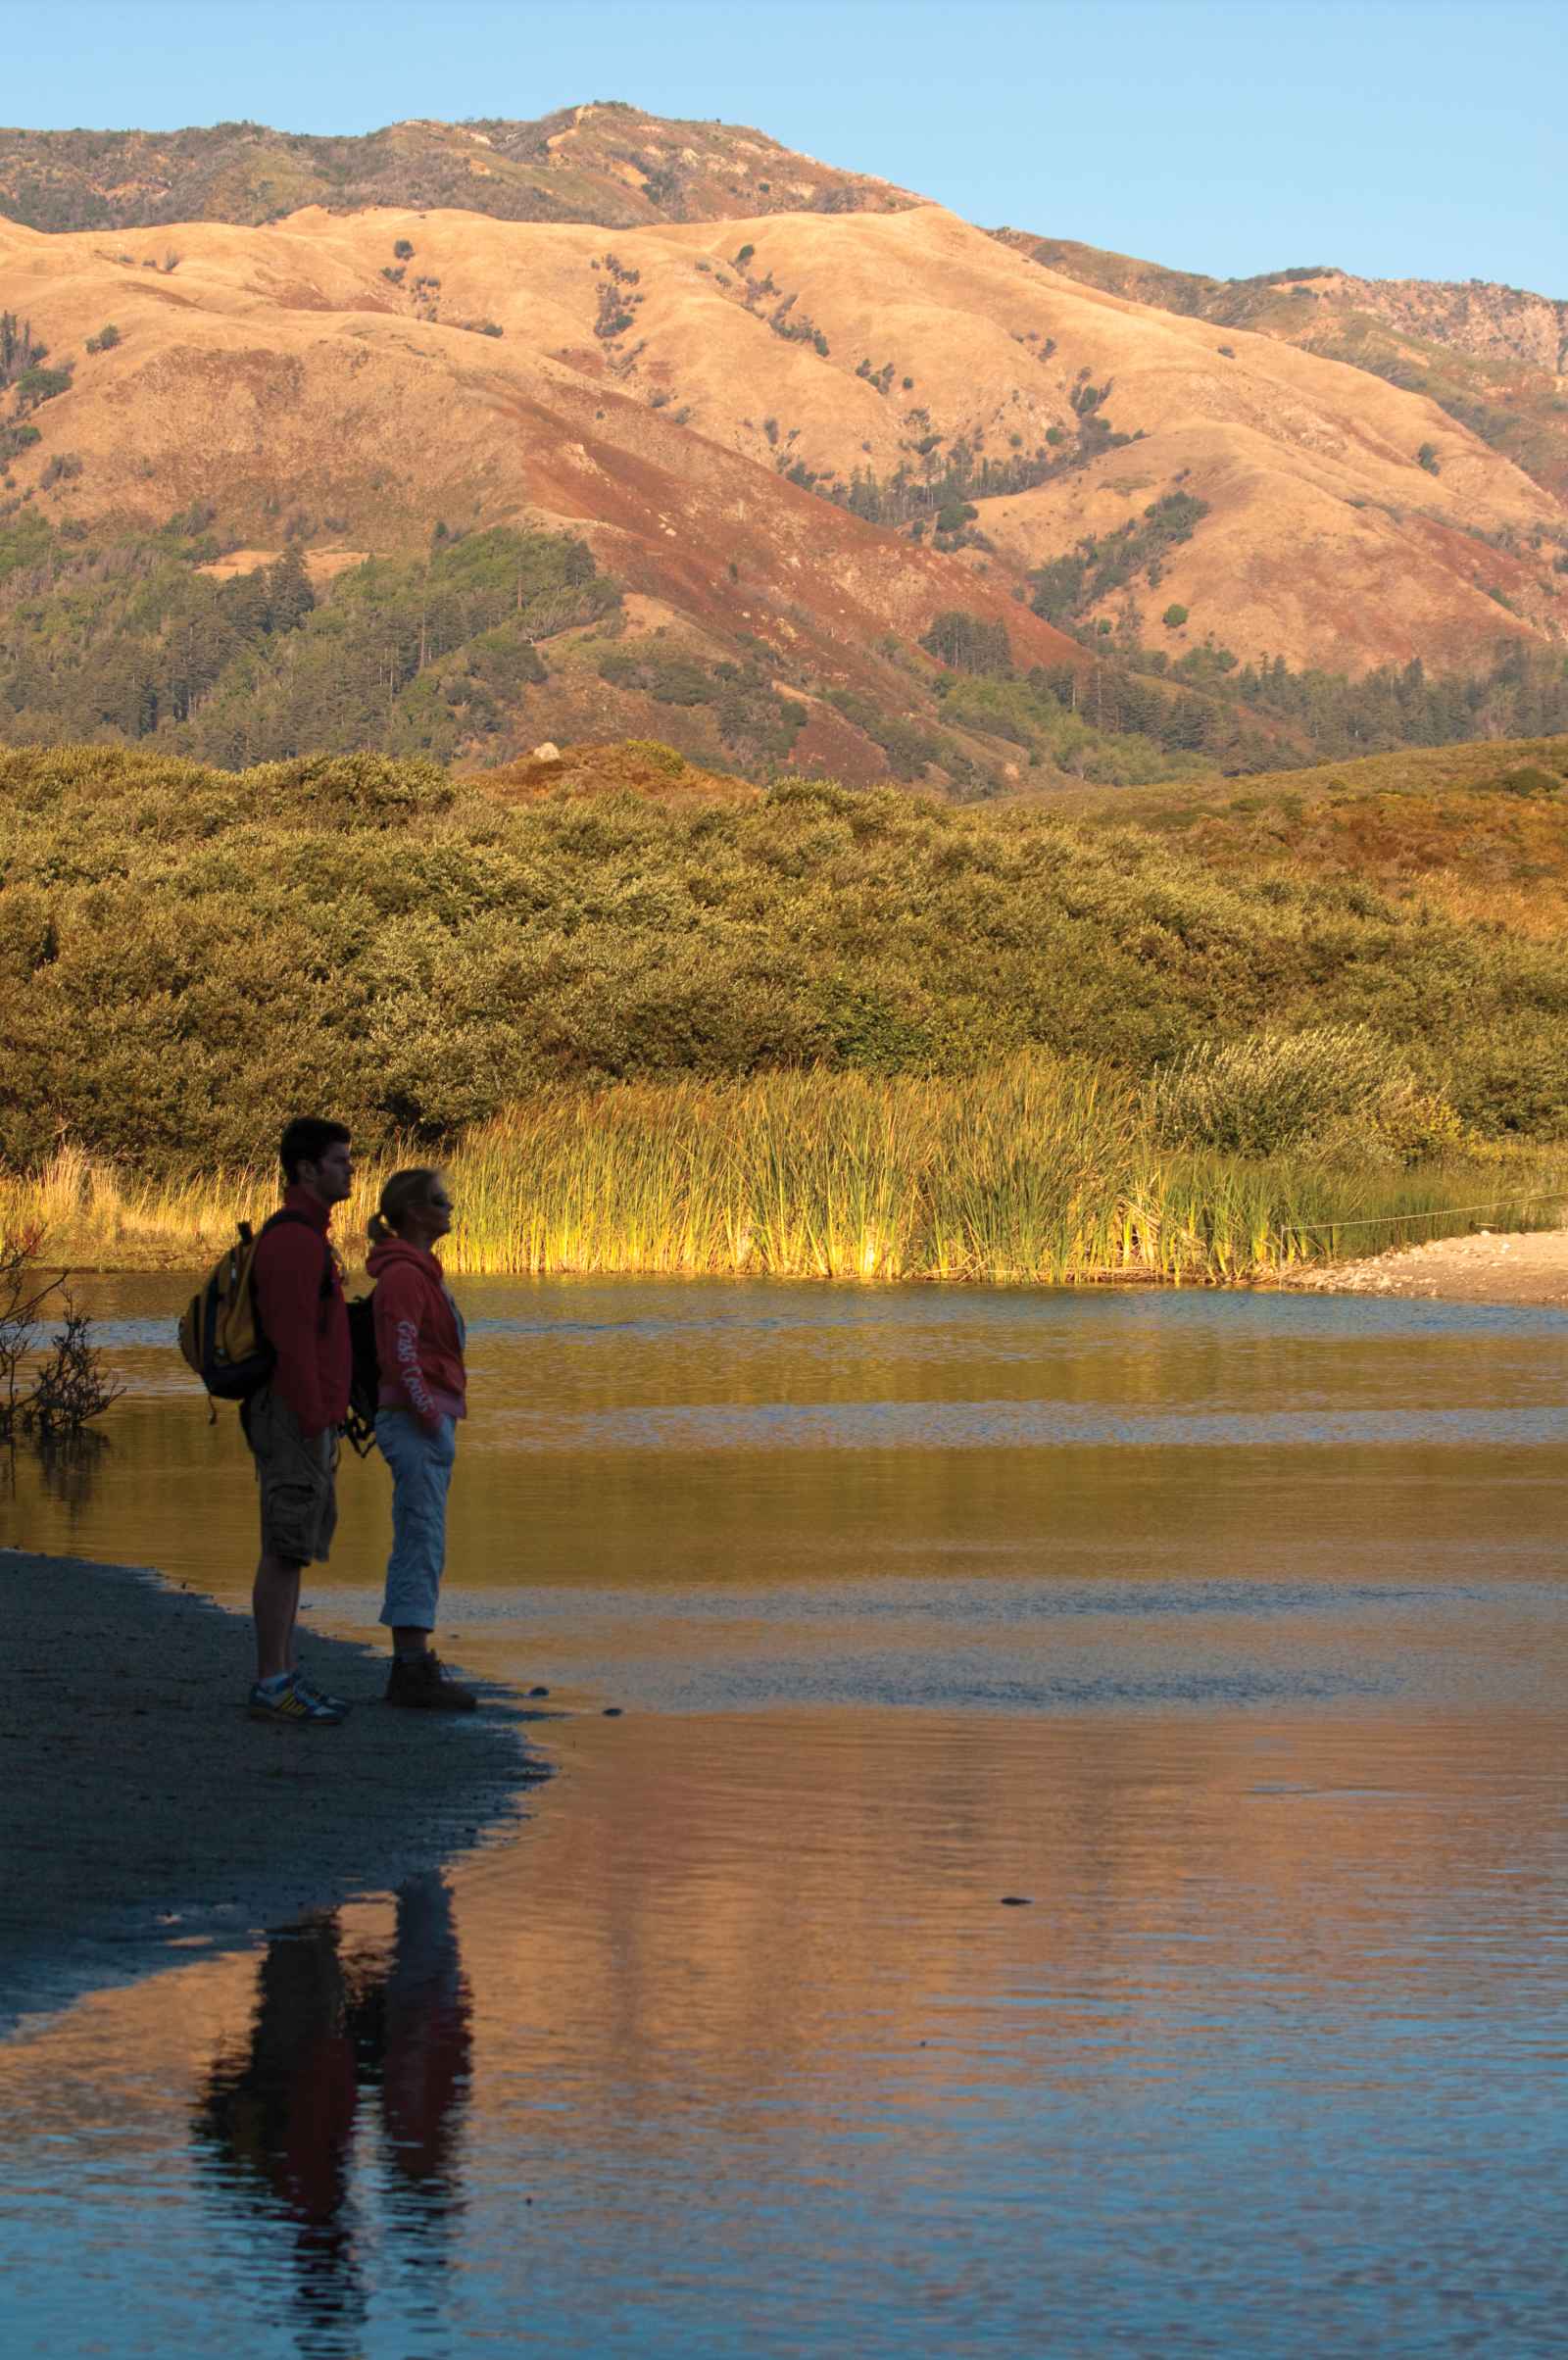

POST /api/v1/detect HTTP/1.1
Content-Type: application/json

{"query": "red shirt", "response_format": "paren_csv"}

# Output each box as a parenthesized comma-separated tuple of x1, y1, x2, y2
(252, 1186, 351, 1439)
(367, 1238, 466, 1430)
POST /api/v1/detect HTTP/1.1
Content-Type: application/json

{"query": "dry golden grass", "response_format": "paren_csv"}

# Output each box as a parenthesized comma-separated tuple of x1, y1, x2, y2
(0, 1147, 385, 1274)
(1057, 734, 1568, 817)
(1058, 738, 1568, 939)
(5, 1067, 1562, 1287)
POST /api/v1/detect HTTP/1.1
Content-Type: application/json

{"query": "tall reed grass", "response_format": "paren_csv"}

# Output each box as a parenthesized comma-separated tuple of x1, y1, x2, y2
(2, 1061, 1562, 1284)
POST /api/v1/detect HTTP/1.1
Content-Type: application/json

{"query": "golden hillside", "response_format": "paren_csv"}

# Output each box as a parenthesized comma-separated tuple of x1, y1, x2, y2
(1000, 229, 1568, 508)
(1, 194, 1562, 689)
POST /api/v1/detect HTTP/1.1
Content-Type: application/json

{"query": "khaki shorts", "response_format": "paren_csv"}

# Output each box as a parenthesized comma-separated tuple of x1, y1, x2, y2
(244, 1385, 338, 1566)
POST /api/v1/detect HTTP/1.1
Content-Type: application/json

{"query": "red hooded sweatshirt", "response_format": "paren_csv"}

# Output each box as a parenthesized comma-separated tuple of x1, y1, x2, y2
(367, 1238, 466, 1431)
(251, 1187, 351, 1440)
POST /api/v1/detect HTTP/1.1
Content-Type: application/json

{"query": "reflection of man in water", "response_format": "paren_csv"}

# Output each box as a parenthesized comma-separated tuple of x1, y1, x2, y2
(196, 1916, 364, 2340)
(193, 1874, 470, 2342)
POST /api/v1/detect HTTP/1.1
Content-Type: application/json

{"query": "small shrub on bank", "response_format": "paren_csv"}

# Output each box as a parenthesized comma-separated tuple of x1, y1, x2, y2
(0, 1234, 121, 1436)
(1148, 1025, 1464, 1164)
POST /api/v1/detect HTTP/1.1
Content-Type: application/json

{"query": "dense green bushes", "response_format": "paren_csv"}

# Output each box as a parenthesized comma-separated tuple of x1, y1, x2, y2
(3, 746, 1568, 1172)
(932, 671, 1208, 786)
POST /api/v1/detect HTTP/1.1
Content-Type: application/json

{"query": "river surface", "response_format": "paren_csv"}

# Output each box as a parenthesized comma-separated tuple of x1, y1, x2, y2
(3, 1276, 1568, 2356)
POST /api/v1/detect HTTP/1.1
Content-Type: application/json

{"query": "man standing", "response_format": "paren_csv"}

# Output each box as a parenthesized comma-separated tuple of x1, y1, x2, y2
(245, 1117, 355, 1726)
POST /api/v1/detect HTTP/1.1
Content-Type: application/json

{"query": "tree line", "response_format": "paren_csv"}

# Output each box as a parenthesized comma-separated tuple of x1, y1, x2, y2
(0, 516, 619, 764)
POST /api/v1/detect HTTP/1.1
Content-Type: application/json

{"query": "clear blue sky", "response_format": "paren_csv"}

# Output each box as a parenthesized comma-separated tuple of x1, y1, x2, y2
(2, 0, 1562, 291)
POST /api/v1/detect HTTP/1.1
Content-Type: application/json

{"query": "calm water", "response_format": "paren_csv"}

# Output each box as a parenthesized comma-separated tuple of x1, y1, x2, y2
(4, 1277, 1568, 2356)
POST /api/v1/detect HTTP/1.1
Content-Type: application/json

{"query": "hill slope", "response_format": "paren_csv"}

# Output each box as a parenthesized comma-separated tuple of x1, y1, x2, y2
(1, 202, 1563, 680)
(998, 230, 1568, 507)
(0, 112, 1565, 781)
(1066, 732, 1568, 940)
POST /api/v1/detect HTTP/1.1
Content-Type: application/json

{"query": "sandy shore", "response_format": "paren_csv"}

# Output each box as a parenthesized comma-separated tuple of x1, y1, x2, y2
(1282, 1224, 1568, 1308)
(0, 1551, 548, 2034)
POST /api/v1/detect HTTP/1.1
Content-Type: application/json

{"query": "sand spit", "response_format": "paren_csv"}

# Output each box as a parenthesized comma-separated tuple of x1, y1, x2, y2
(0, 1551, 548, 2035)
(1283, 1224, 1568, 1309)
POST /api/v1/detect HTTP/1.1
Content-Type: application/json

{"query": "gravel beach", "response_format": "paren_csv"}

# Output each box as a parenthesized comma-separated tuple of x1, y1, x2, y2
(1283, 1224, 1568, 1308)
(0, 1550, 547, 2033)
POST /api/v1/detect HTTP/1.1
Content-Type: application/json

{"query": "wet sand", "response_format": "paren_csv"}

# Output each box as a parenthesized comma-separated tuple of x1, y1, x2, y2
(1284, 1223, 1568, 1308)
(0, 1550, 546, 2033)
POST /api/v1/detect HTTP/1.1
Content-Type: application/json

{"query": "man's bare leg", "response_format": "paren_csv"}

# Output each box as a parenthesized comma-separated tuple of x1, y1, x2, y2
(254, 1553, 304, 1682)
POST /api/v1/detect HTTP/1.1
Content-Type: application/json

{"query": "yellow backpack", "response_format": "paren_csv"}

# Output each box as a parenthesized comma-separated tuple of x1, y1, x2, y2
(177, 1210, 317, 1402)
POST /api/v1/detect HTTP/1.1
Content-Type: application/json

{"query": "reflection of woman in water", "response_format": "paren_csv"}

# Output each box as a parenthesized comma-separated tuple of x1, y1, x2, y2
(193, 1875, 470, 2339)
(381, 1875, 472, 2201)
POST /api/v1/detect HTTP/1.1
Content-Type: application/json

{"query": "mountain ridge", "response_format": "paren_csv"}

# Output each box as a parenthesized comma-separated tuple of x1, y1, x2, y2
(0, 104, 918, 233)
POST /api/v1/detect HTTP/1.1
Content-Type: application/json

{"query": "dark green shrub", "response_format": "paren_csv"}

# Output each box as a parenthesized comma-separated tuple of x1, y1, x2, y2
(599, 648, 717, 706)
(1494, 766, 1559, 797)
(13, 364, 73, 413)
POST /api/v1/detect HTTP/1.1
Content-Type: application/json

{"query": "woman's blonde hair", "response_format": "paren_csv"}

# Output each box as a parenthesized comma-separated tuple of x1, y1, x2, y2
(368, 1166, 446, 1246)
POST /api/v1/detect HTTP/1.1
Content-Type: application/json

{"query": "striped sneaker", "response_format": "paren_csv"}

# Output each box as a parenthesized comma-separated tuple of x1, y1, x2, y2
(293, 1671, 353, 1718)
(247, 1672, 345, 1727)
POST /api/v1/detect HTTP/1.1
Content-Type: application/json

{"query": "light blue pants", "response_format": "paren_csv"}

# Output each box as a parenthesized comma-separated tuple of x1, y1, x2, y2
(375, 1410, 457, 1631)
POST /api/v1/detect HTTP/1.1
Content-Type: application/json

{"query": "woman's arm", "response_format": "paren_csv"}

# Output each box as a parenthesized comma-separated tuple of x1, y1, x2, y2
(373, 1266, 441, 1430)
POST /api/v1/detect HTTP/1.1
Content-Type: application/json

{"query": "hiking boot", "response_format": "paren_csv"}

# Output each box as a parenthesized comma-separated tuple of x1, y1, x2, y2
(248, 1672, 345, 1727)
(386, 1652, 478, 1712)
(293, 1672, 353, 1718)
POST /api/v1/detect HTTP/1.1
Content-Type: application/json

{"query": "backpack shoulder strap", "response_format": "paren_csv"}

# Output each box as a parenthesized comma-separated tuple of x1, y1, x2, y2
(258, 1207, 337, 1298)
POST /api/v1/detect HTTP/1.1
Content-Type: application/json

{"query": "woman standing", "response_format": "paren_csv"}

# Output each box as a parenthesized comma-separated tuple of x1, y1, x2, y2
(368, 1168, 476, 1710)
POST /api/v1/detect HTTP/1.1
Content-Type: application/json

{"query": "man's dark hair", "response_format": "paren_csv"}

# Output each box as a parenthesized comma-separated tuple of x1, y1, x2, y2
(279, 1117, 351, 1184)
